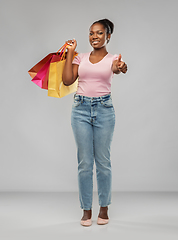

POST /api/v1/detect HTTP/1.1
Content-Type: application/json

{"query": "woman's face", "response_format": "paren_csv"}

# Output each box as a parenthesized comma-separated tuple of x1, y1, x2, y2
(89, 23, 108, 49)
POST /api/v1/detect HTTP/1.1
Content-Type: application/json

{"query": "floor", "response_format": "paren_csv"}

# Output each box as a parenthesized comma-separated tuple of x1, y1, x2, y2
(0, 192, 178, 240)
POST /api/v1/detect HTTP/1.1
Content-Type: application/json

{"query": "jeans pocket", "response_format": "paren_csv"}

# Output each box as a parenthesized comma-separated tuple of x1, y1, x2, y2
(72, 99, 81, 108)
(102, 98, 113, 108)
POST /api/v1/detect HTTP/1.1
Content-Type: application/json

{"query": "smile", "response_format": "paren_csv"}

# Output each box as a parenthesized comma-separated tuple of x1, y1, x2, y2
(92, 41, 100, 44)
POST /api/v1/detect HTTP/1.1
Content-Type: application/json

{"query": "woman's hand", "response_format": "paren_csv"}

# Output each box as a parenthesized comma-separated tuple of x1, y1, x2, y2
(62, 38, 78, 86)
(65, 38, 77, 52)
(112, 54, 127, 74)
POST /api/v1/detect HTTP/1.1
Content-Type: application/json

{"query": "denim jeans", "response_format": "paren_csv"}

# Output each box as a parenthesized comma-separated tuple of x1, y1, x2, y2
(71, 93, 115, 210)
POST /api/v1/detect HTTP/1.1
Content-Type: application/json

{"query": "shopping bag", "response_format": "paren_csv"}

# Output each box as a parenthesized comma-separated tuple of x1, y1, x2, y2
(48, 44, 78, 98)
(28, 44, 68, 89)
(28, 53, 55, 89)
(30, 58, 52, 89)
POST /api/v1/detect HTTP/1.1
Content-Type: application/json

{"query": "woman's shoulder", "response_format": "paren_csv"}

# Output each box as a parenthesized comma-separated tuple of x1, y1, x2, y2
(77, 52, 90, 58)
(107, 53, 119, 60)
(74, 52, 90, 60)
(72, 52, 90, 65)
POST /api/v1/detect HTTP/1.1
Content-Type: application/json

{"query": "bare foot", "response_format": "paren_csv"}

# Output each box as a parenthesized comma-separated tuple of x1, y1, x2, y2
(81, 209, 92, 220)
(98, 206, 109, 219)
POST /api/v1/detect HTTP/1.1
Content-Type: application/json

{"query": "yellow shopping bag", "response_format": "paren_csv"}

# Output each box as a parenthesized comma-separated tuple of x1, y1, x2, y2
(48, 44, 78, 98)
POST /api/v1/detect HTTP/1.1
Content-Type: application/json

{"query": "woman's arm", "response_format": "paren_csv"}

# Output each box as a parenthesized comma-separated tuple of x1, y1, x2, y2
(112, 54, 127, 74)
(62, 39, 79, 86)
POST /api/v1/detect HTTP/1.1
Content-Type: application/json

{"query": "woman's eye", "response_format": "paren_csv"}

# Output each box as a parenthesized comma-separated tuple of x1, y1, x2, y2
(89, 32, 103, 36)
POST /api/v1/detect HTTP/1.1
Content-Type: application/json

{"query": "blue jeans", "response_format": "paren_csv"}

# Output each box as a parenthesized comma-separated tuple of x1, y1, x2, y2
(71, 93, 115, 210)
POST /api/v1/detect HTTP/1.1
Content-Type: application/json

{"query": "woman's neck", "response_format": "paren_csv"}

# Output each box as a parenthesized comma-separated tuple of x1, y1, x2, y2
(91, 47, 108, 57)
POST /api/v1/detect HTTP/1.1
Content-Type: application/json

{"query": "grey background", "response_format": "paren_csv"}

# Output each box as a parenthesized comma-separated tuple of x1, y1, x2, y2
(0, 0, 177, 192)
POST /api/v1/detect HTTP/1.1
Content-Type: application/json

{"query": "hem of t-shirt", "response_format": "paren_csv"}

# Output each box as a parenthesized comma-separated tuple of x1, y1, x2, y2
(75, 91, 112, 98)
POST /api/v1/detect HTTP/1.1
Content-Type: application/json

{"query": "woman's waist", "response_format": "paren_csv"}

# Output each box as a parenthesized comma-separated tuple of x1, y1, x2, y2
(76, 84, 111, 98)
(74, 92, 112, 102)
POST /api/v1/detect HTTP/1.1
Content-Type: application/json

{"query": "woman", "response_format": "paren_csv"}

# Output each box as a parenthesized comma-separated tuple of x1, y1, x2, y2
(62, 19, 127, 226)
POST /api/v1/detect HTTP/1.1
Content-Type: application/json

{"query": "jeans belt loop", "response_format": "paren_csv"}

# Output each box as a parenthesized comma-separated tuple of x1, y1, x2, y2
(100, 96, 103, 104)
(81, 95, 83, 103)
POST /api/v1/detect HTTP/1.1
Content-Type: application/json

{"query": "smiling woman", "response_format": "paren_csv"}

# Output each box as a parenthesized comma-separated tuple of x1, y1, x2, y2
(89, 23, 109, 63)
(89, 25, 108, 49)
(90, 18, 114, 44)
(62, 18, 127, 227)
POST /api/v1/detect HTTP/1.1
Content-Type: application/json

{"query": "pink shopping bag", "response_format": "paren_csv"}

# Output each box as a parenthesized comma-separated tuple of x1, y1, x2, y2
(31, 58, 52, 89)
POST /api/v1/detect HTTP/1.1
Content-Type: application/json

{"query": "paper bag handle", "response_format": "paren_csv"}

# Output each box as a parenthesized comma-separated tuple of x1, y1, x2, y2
(57, 43, 68, 54)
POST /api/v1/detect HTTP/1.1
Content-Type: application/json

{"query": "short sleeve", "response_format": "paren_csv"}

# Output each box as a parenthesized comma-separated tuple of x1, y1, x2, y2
(72, 53, 81, 65)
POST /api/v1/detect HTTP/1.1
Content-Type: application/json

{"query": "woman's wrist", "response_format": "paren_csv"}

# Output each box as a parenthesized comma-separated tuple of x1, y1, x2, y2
(67, 48, 75, 54)
(66, 48, 75, 61)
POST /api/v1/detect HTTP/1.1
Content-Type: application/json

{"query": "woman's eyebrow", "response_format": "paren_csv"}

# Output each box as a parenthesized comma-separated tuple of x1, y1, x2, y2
(90, 30, 103, 32)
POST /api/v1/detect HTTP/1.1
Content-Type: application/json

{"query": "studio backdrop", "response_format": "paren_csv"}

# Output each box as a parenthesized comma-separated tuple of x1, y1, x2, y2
(0, 0, 177, 192)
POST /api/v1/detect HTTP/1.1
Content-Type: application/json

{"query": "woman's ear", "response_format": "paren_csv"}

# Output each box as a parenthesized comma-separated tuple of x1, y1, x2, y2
(107, 33, 111, 43)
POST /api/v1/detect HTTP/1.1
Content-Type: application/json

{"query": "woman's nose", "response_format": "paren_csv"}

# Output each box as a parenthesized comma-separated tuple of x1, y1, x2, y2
(93, 33, 98, 39)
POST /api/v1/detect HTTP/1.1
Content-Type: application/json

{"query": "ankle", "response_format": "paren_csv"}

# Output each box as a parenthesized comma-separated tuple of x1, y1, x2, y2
(100, 206, 108, 210)
(98, 206, 109, 219)
(81, 209, 92, 220)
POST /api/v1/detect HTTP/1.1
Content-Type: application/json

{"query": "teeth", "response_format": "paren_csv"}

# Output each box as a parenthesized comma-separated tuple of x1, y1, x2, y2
(92, 41, 99, 44)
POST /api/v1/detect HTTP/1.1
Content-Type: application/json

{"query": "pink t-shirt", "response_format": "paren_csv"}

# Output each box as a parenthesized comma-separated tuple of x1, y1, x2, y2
(72, 52, 118, 97)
